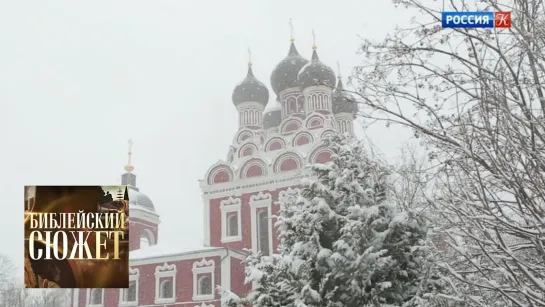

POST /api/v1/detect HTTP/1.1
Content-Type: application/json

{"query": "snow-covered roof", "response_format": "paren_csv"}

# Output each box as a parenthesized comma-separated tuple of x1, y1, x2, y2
(129, 243, 220, 260)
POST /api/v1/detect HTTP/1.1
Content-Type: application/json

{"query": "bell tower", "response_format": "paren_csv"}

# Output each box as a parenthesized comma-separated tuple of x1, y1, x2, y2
(120, 139, 161, 251)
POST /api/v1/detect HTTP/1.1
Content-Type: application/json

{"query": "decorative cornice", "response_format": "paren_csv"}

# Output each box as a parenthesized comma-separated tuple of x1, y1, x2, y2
(155, 262, 176, 273)
(219, 196, 241, 208)
(193, 258, 215, 269)
(250, 191, 272, 202)
(202, 173, 308, 199)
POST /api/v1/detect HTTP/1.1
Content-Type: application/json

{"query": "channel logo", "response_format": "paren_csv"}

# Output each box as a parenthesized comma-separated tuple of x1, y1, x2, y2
(442, 11, 511, 28)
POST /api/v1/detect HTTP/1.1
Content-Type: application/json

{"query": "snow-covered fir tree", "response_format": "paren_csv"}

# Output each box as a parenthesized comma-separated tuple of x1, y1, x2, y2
(223, 134, 448, 307)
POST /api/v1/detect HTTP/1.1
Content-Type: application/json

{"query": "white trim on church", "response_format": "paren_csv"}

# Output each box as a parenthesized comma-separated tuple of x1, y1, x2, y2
(249, 192, 273, 255)
(220, 197, 243, 243)
(154, 263, 177, 305)
(192, 258, 216, 301)
(119, 267, 139, 306)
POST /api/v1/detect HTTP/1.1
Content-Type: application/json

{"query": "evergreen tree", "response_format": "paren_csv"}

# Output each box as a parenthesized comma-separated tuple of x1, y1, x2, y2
(224, 134, 444, 307)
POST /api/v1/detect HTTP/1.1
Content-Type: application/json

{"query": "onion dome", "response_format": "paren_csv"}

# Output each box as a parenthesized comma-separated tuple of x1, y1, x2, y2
(332, 77, 358, 114)
(232, 62, 269, 106)
(270, 42, 309, 95)
(263, 97, 282, 129)
(297, 47, 336, 90)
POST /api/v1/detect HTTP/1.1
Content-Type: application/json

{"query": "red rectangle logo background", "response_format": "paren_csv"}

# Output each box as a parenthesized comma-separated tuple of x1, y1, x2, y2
(495, 12, 511, 28)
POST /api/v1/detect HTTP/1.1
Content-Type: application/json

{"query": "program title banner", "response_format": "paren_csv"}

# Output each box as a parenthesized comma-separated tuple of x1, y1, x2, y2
(24, 186, 130, 288)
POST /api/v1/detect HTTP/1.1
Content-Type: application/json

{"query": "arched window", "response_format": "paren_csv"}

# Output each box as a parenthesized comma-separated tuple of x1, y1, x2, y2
(297, 96, 305, 112)
(257, 210, 270, 256)
(122, 282, 137, 302)
(226, 213, 238, 237)
(287, 97, 296, 113)
(159, 279, 173, 298)
(90, 289, 103, 305)
(197, 275, 213, 295)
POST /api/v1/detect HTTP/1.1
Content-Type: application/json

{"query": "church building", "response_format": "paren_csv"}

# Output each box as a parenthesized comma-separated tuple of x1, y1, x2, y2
(70, 31, 357, 307)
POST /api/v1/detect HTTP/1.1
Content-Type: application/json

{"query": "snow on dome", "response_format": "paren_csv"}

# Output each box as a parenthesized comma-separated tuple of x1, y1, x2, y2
(232, 65, 269, 106)
(270, 42, 309, 94)
(130, 243, 220, 260)
(297, 49, 336, 90)
(128, 186, 156, 212)
(332, 78, 358, 114)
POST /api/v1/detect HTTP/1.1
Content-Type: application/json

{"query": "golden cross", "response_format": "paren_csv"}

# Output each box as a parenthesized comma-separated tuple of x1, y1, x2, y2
(289, 18, 294, 42)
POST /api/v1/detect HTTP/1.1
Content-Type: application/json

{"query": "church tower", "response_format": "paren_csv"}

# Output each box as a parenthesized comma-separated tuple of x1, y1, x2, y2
(298, 31, 336, 115)
(332, 64, 358, 135)
(122, 139, 161, 251)
(270, 19, 308, 120)
(232, 49, 269, 133)
(201, 21, 357, 257)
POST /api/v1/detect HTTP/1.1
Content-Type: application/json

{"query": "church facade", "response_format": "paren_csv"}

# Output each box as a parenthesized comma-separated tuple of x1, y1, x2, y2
(71, 35, 357, 307)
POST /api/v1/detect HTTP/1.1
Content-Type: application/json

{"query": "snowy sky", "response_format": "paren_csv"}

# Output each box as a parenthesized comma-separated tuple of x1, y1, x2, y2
(0, 0, 414, 282)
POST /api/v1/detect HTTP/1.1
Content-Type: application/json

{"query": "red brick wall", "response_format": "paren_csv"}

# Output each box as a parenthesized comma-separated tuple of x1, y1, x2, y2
(208, 186, 301, 253)
(128, 217, 158, 251)
(230, 256, 251, 297)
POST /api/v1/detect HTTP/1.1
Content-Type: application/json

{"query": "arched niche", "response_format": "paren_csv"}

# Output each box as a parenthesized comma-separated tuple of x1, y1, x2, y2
(264, 137, 286, 152)
(273, 152, 303, 173)
(306, 115, 325, 129)
(309, 146, 333, 164)
(238, 142, 259, 158)
(206, 164, 234, 185)
(292, 132, 314, 147)
(240, 158, 268, 179)
(280, 119, 302, 135)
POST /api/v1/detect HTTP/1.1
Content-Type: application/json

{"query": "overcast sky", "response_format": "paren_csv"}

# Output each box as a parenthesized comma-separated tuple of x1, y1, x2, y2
(0, 0, 414, 282)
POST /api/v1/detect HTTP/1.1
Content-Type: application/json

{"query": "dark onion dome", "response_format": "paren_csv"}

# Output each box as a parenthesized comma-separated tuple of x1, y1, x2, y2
(270, 42, 309, 94)
(232, 63, 269, 106)
(332, 78, 358, 114)
(297, 48, 336, 90)
(263, 97, 282, 129)
(128, 186, 156, 212)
